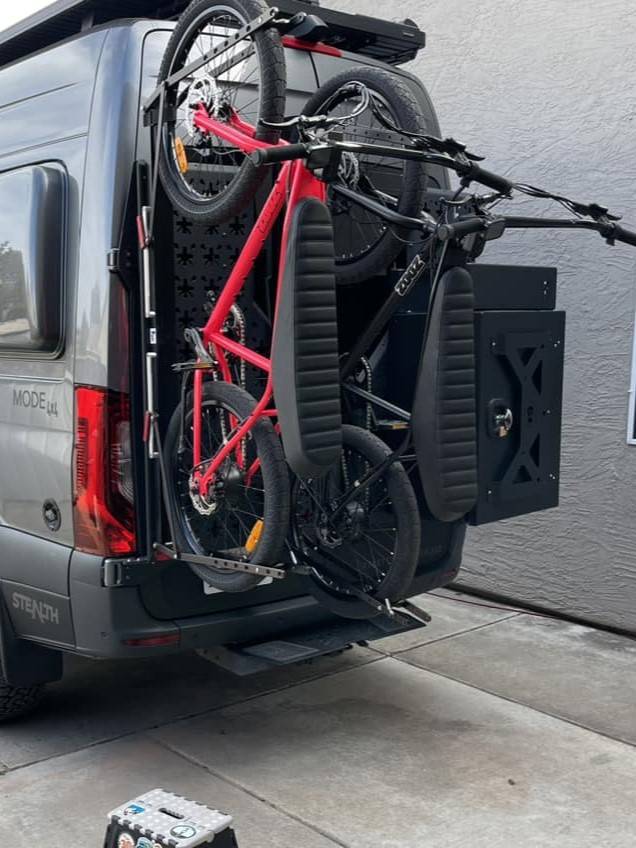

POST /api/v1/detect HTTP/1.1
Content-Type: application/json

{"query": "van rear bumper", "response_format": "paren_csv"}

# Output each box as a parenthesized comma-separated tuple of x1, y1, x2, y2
(1, 521, 464, 660)
(69, 550, 336, 659)
(68, 532, 463, 659)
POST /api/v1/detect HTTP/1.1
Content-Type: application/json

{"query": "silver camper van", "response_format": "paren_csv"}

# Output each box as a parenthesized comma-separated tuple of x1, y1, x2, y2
(0, 0, 565, 720)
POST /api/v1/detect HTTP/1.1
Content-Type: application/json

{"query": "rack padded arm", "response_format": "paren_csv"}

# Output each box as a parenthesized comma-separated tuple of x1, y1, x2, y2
(411, 266, 478, 521)
(272, 198, 342, 478)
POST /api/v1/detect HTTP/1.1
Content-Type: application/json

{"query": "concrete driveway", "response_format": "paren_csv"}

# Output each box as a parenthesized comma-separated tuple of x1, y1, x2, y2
(1, 589, 635, 847)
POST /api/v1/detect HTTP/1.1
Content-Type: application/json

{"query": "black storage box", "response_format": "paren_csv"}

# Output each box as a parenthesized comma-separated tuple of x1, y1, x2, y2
(386, 263, 565, 525)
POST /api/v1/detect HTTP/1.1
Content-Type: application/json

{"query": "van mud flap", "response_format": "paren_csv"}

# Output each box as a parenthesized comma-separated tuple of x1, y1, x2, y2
(197, 609, 429, 676)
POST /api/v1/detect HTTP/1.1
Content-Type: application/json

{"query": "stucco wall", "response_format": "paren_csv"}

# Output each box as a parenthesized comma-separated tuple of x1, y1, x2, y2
(326, 0, 636, 631)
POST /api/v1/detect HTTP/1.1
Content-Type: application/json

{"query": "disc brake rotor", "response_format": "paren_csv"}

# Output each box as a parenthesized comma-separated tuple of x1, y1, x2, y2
(338, 150, 360, 189)
(189, 473, 216, 516)
(185, 76, 221, 135)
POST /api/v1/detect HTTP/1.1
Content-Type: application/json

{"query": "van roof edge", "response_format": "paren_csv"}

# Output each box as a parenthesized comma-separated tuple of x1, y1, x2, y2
(0, 0, 425, 71)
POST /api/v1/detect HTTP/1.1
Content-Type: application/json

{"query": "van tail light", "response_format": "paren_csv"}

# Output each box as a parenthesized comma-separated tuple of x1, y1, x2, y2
(73, 386, 136, 556)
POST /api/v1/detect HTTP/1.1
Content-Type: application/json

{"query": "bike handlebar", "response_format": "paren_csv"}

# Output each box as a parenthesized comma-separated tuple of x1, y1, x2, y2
(251, 140, 517, 196)
(605, 222, 636, 247)
(437, 218, 488, 241)
(439, 215, 636, 247)
(456, 162, 514, 195)
(250, 144, 308, 166)
(249, 140, 636, 249)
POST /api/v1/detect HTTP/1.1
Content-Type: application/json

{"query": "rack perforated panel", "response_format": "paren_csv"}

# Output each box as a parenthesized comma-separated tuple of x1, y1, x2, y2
(171, 195, 274, 399)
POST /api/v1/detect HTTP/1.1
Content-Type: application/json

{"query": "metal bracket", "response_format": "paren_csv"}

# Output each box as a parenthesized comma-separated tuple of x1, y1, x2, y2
(107, 248, 120, 273)
(153, 543, 286, 580)
(143, 6, 280, 112)
(391, 599, 432, 626)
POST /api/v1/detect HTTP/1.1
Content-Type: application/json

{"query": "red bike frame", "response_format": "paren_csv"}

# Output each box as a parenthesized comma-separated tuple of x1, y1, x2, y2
(187, 105, 326, 496)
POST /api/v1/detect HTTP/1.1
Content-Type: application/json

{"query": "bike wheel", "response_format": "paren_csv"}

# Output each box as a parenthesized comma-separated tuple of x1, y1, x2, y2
(291, 425, 420, 619)
(157, 0, 286, 224)
(302, 67, 428, 285)
(165, 381, 290, 592)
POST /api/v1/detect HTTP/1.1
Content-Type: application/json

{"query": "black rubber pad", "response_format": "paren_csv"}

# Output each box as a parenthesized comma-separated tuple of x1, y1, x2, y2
(412, 266, 478, 521)
(272, 198, 342, 478)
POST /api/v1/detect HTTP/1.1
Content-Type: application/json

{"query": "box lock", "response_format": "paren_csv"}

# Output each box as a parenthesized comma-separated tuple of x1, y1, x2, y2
(488, 398, 513, 438)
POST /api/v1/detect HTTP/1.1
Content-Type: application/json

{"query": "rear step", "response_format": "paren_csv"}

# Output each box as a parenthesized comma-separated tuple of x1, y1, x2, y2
(198, 604, 431, 675)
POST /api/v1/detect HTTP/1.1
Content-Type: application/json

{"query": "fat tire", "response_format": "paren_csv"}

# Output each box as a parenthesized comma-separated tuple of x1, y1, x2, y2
(157, 0, 286, 224)
(165, 381, 290, 592)
(295, 425, 421, 619)
(0, 671, 44, 722)
(302, 67, 428, 285)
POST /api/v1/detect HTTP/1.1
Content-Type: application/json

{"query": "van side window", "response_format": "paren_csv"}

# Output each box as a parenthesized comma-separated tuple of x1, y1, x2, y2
(0, 164, 65, 355)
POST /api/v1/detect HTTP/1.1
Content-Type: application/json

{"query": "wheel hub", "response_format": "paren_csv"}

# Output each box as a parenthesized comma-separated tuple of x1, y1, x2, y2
(189, 460, 245, 517)
(342, 500, 366, 540)
(315, 499, 367, 547)
(215, 463, 245, 507)
(186, 75, 222, 135)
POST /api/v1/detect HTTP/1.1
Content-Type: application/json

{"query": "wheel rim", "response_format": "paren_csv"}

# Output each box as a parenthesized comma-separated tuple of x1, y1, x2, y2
(174, 398, 267, 565)
(292, 444, 399, 599)
(162, 5, 265, 206)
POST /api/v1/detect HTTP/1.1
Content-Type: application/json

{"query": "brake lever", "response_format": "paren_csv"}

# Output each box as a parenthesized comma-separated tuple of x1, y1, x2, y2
(577, 202, 621, 222)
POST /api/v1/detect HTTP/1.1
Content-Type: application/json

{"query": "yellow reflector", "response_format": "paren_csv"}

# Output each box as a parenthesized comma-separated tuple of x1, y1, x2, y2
(245, 519, 264, 554)
(174, 137, 189, 174)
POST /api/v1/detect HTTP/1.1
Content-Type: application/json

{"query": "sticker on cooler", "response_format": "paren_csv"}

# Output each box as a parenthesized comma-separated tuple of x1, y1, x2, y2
(123, 804, 145, 816)
(170, 824, 198, 840)
(117, 835, 135, 848)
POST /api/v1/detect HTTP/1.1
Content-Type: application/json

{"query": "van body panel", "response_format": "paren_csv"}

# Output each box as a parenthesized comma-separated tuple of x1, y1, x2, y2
(0, 30, 103, 547)
(0, 376, 73, 538)
(0, 146, 85, 546)
(74, 25, 149, 391)
(0, 525, 71, 595)
(0, 31, 105, 161)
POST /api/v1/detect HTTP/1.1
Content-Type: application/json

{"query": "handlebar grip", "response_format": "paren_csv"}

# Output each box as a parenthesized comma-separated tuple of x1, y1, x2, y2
(607, 222, 636, 247)
(461, 163, 514, 195)
(438, 218, 488, 242)
(250, 144, 309, 166)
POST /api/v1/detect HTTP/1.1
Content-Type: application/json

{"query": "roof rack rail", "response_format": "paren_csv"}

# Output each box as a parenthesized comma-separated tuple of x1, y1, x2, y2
(0, 0, 425, 70)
